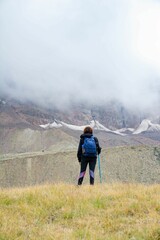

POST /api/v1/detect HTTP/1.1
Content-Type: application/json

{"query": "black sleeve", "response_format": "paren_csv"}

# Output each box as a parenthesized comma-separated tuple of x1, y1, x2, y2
(77, 138, 83, 162)
(94, 137, 102, 155)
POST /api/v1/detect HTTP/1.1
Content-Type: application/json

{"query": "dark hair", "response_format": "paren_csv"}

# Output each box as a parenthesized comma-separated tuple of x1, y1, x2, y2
(83, 126, 93, 134)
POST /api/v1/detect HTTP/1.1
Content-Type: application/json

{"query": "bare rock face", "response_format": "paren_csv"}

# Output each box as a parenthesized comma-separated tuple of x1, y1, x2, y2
(0, 97, 151, 129)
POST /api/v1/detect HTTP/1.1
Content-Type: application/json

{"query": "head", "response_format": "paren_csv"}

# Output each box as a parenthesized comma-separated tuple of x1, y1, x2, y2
(83, 126, 93, 134)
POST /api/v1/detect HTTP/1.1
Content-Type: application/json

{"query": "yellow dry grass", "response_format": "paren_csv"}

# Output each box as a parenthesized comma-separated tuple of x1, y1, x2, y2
(0, 183, 160, 240)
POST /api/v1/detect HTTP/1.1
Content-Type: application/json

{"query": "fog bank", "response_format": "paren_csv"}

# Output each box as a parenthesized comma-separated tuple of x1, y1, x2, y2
(0, 0, 160, 111)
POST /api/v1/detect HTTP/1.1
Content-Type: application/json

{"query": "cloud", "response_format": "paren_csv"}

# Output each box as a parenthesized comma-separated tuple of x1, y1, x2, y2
(0, 0, 160, 111)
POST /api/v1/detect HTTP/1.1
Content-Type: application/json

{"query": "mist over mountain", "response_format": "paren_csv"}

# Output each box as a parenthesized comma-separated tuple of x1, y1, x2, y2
(0, 0, 160, 113)
(0, 96, 160, 131)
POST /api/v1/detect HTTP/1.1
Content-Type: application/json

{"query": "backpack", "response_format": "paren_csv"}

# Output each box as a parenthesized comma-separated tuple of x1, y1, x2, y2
(82, 136, 97, 156)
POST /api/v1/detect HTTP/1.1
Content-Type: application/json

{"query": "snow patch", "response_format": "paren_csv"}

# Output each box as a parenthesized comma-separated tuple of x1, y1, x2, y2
(117, 128, 135, 133)
(133, 119, 160, 134)
(60, 121, 85, 131)
(40, 121, 62, 129)
(90, 120, 111, 131)
(39, 118, 160, 135)
(39, 120, 125, 135)
(133, 119, 151, 134)
(148, 123, 160, 132)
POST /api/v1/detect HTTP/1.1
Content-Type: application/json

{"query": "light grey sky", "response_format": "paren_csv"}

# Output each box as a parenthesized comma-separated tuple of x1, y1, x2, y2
(0, 0, 160, 111)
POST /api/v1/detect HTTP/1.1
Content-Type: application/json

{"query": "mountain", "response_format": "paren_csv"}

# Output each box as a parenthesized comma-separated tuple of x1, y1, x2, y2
(0, 97, 160, 155)
(1, 97, 159, 129)
(0, 98, 160, 187)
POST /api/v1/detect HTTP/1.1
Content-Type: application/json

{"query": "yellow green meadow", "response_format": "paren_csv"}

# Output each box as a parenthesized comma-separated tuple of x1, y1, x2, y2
(0, 183, 160, 240)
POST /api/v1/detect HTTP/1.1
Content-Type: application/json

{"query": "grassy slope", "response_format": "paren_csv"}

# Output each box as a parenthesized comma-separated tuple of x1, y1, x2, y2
(0, 128, 78, 155)
(0, 184, 160, 240)
(0, 146, 160, 188)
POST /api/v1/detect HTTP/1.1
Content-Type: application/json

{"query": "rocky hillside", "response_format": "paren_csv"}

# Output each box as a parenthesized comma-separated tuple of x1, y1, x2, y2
(1, 146, 160, 188)
(1, 97, 159, 130)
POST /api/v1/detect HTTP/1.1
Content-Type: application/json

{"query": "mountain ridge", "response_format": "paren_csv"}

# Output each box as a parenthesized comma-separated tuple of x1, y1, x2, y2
(39, 119, 160, 136)
(1, 97, 160, 130)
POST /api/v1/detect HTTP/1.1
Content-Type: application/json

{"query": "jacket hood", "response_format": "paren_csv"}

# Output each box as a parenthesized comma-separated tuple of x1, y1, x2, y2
(80, 133, 93, 139)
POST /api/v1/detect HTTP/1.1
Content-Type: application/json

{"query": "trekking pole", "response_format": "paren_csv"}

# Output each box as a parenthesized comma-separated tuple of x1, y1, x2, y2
(97, 155, 102, 183)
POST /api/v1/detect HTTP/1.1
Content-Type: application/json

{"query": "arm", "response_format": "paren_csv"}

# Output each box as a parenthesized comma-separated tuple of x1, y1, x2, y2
(94, 137, 102, 155)
(77, 138, 83, 162)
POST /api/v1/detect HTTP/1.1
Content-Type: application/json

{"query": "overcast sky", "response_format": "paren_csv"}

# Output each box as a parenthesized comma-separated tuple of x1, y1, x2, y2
(0, 0, 160, 111)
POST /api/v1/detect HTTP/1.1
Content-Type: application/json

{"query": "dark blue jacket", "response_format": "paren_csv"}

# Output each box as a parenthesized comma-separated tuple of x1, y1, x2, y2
(77, 133, 101, 162)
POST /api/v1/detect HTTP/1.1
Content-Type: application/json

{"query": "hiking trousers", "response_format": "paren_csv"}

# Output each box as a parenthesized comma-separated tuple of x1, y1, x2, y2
(78, 155, 97, 185)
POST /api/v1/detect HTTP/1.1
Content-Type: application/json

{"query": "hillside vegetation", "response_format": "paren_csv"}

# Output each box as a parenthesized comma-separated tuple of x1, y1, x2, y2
(1, 146, 160, 188)
(0, 183, 160, 240)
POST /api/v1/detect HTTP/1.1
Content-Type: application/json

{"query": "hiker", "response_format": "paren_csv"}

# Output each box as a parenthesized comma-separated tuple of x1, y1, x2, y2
(77, 126, 101, 185)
